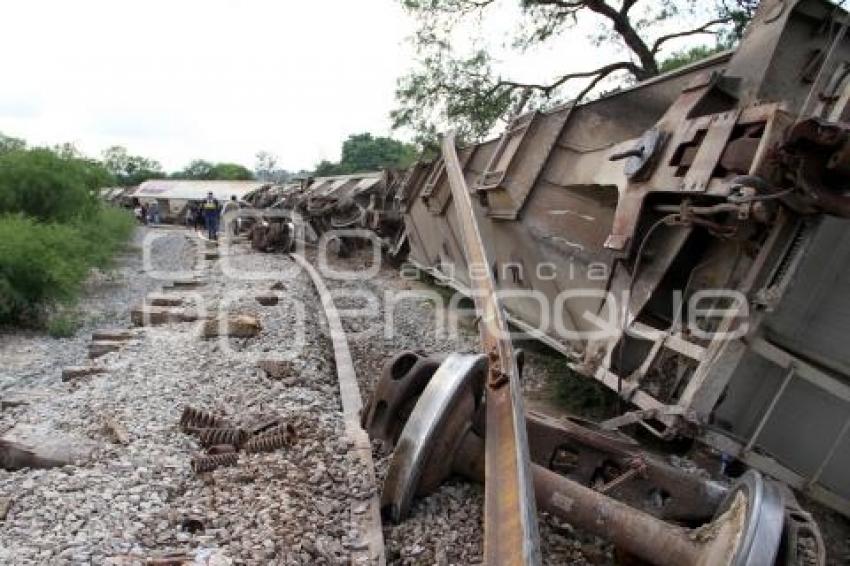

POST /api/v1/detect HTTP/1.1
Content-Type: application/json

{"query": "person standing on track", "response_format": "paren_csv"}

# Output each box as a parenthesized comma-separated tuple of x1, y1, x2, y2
(192, 201, 204, 231)
(221, 195, 240, 237)
(202, 192, 221, 240)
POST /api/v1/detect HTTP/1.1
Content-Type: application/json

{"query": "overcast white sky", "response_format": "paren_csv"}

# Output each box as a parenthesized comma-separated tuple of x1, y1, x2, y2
(0, 1, 712, 173)
(0, 0, 422, 172)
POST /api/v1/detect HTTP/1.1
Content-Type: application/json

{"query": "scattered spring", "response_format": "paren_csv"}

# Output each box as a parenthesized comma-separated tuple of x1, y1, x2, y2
(180, 406, 228, 431)
(250, 418, 282, 436)
(243, 426, 296, 454)
(195, 427, 249, 448)
(191, 453, 238, 474)
(207, 444, 237, 455)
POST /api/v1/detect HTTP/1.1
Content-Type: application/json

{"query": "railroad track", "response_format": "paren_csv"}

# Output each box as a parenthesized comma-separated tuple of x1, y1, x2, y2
(291, 252, 386, 565)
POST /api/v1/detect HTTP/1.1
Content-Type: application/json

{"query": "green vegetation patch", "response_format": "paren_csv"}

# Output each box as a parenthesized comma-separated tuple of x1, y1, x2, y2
(0, 209, 134, 325)
(0, 143, 135, 328)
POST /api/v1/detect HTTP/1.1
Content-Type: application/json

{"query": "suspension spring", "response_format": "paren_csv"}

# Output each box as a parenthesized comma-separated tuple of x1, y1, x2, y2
(193, 427, 249, 448)
(191, 453, 238, 474)
(180, 406, 229, 431)
(243, 426, 296, 454)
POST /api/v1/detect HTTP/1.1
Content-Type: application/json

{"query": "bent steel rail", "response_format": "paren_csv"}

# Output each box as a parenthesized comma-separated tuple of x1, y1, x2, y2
(442, 132, 541, 565)
(291, 253, 386, 565)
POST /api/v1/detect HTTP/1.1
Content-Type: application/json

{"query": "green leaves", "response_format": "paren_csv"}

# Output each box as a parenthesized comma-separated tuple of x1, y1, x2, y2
(0, 133, 26, 155)
(392, 48, 520, 142)
(0, 136, 135, 326)
(0, 208, 135, 325)
(101, 145, 164, 187)
(314, 133, 418, 176)
(659, 44, 727, 73)
(172, 159, 254, 180)
(0, 148, 108, 223)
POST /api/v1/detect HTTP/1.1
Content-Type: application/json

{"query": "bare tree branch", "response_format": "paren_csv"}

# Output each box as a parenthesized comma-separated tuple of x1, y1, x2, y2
(531, 0, 659, 77)
(572, 61, 632, 104)
(620, 0, 640, 16)
(487, 60, 639, 98)
(651, 18, 730, 54)
(394, 0, 753, 142)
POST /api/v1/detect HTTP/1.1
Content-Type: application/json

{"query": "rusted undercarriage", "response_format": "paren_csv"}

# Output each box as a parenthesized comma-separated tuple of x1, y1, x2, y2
(238, 0, 850, 562)
(362, 351, 826, 566)
(395, 0, 850, 522)
(243, 170, 405, 255)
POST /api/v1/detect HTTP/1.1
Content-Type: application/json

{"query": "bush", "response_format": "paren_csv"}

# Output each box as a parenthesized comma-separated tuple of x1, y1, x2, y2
(0, 208, 135, 325)
(0, 143, 131, 328)
(72, 206, 136, 269)
(46, 312, 81, 338)
(0, 148, 113, 223)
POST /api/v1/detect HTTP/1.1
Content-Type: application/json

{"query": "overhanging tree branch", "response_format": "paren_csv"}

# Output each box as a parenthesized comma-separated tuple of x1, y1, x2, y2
(393, 0, 756, 144)
(531, 0, 659, 77)
(487, 60, 639, 98)
(651, 17, 731, 54)
(620, 0, 639, 15)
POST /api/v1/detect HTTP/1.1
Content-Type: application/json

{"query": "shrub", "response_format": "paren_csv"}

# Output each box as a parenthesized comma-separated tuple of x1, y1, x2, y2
(0, 208, 135, 325)
(0, 148, 113, 223)
(0, 215, 88, 322)
(72, 206, 136, 268)
(0, 143, 130, 327)
(46, 312, 80, 338)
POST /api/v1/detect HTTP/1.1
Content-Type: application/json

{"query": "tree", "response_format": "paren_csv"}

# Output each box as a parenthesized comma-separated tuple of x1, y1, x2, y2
(314, 159, 346, 177)
(101, 146, 164, 187)
(52, 142, 83, 160)
(660, 44, 727, 74)
(173, 159, 214, 180)
(314, 133, 418, 176)
(0, 148, 110, 222)
(0, 132, 26, 155)
(0, 143, 133, 326)
(392, 0, 760, 143)
(209, 163, 255, 181)
(173, 159, 254, 180)
(255, 151, 291, 183)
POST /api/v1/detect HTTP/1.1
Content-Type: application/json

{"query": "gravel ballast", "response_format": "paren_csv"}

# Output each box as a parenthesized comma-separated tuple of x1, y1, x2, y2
(4, 227, 846, 565)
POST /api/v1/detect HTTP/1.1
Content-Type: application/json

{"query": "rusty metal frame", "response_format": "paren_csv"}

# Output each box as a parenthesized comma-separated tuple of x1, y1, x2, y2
(391, 0, 850, 520)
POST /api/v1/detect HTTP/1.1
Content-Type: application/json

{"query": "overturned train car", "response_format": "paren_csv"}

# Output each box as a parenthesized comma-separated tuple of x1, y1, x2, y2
(244, 171, 405, 253)
(397, 0, 850, 517)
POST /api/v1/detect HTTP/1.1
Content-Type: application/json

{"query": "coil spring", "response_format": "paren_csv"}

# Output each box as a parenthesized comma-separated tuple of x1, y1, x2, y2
(180, 406, 228, 431)
(207, 444, 237, 455)
(243, 428, 295, 454)
(195, 428, 249, 448)
(191, 453, 238, 474)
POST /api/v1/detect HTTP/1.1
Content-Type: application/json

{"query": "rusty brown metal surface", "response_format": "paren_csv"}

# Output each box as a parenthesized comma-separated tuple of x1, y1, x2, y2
(242, 427, 296, 454)
(361, 350, 446, 445)
(244, 171, 402, 248)
(391, 0, 850, 517)
(191, 428, 249, 449)
(525, 411, 726, 522)
(179, 406, 229, 432)
(532, 465, 704, 566)
(364, 350, 728, 524)
(442, 133, 541, 565)
(240, 0, 850, 521)
(190, 453, 239, 474)
(369, 350, 790, 566)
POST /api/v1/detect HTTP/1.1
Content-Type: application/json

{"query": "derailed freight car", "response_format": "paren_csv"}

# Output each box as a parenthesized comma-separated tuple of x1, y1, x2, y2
(243, 171, 404, 253)
(397, 0, 850, 517)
